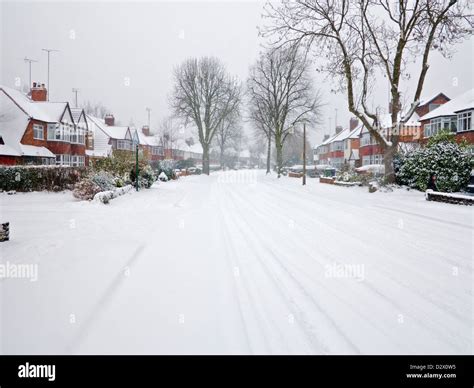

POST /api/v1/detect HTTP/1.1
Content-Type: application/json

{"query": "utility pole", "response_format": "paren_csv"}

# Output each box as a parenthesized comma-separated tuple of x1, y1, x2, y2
(42, 48, 59, 101)
(335, 108, 338, 131)
(302, 123, 306, 186)
(23, 57, 38, 88)
(146, 107, 151, 128)
(72, 88, 79, 108)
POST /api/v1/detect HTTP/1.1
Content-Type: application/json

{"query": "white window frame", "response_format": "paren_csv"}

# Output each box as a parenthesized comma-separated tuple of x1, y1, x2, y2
(33, 124, 44, 140)
(457, 111, 472, 132)
(117, 140, 132, 150)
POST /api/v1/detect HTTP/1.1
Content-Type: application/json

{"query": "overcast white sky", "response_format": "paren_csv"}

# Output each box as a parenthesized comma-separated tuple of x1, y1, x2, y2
(1, 1, 473, 146)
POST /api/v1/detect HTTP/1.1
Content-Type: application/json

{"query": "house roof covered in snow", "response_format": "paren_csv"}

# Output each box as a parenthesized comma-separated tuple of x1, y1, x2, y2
(86, 115, 130, 140)
(0, 85, 70, 123)
(135, 129, 161, 147)
(419, 92, 450, 106)
(420, 88, 474, 121)
(317, 124, 362, 148)
(0, 86, 56, 158)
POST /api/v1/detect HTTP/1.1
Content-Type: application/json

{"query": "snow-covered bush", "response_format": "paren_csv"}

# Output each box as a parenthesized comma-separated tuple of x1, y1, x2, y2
(0, 166, 86, 192)
(397, 142, 472, 192)
(139, 165, 156, 188)
(73, 179, 101, 200)
(90, 171, 116, 191)
(93, 184, 134, 204)
(158, 171, 169, 182)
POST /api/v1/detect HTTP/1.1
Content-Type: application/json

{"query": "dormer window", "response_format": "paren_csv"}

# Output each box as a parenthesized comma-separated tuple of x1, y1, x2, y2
(33, 124, 44, 140)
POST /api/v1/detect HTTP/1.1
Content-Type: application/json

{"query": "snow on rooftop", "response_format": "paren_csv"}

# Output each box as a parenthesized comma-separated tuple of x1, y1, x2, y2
(0, 85, 68, 123)
(420, 88, 474, 121)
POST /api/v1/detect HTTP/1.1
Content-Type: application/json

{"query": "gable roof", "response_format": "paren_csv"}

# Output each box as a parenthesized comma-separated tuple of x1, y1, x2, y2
(419, 92, 450, 106)
(0, 85, 70, 123)
(420, 88, 474, 121)
(86, 115, 130, 140)
(0, 88, 55, 158)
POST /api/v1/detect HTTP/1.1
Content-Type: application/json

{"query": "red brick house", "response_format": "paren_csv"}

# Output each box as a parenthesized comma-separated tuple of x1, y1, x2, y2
(0, 83, 88, 166)
(419, 88, 474, 144)
(313, 118, 361, 168)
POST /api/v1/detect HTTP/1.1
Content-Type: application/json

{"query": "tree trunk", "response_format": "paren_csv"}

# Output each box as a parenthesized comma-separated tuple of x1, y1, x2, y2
(202, 144, 210, 175)
(383, 145, 396, 184)
(266, 134, 271, 174)
(275, 136, 283, 178)
(220, 145, 225, 170)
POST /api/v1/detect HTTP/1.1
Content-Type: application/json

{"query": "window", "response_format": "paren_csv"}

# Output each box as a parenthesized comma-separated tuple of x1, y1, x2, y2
(33, 124, 44, 140)
(426, 117, 456, 137)
(78, 128, 85, 144)
(70, 127, 78, 143)
(428, 103, 440, 112)
(117, 140, 132, 150)
(151, 146, 163, 155)
(458, 111, 472, 132)
(361, 133, 372, 146)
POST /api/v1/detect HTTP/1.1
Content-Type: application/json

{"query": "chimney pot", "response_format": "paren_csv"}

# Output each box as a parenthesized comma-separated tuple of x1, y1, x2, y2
(350, 117, 359, 131)
(104, 114, 115, 126)
(30, 82, 47, 101)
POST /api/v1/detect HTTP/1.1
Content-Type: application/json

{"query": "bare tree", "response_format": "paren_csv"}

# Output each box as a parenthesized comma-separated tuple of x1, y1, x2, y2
(81, 100, 108, 119)
(214, 110, 243, 169)
(158, 116, 182, 154)
(263, 0, 473, 182)
(247, 45, 322, 177)
(170, 57, 241, 174)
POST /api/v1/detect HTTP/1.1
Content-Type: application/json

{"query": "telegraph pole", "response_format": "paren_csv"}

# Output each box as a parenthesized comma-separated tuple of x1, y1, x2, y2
(302, 123, 306, 186)
(42, 48, 59, 101)
(23, 57, 38, 88)
(72, 88, 79, 107)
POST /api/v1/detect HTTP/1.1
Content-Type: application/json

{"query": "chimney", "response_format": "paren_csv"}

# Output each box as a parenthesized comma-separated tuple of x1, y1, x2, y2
(323, 134, 330, 141)
(350, 117, 359, 131)
(142, 125, 150, 136)
(30, 82, 47, 102)
(335, 125, 343, 134)
(104, 114, 115, 126)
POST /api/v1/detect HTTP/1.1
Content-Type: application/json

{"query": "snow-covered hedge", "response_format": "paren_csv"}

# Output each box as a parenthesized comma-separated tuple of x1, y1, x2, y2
(93, 185, 134, 204)
(397, 142, 472, 192)
(0, 166, 86, 192)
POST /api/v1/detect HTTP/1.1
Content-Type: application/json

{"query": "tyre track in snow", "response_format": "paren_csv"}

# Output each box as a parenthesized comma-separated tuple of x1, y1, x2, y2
(218, 181, 357, 353)
(216, 181, 321, 353)
(258, 182, 470, 351)
(256, 179, 471, 324)
(224, 177, 470, 353)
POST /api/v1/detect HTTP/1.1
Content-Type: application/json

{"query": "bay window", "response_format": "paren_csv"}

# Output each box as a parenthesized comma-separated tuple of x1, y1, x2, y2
(457, 111, 472, 132)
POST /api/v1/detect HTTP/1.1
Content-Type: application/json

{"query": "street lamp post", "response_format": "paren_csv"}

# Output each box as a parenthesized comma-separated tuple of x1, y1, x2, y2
(303, 123, 306, 186)
(135, 143, 139, 192)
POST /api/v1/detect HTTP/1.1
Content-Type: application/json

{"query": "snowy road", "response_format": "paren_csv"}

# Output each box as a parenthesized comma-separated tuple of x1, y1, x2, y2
(1, 171, 472, 354)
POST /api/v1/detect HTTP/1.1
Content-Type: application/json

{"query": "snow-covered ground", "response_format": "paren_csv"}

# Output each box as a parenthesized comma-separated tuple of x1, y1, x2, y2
(0, 170, 472, 354)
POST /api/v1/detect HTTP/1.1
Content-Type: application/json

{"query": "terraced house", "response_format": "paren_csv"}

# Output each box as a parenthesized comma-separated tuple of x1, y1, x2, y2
(0, 83, 89, 166)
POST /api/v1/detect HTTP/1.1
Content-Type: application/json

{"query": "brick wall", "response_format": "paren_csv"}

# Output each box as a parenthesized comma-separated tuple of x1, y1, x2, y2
(0, 156, 18, 165)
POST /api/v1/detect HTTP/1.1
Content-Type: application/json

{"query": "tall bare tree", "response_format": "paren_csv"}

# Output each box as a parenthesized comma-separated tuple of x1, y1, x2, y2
(263, 0, 473, 182)
(170, 57, 241, 174)
(158, 116, 182, 154)
(247, 45, 322, 177)
(214, 110, 243, 169)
